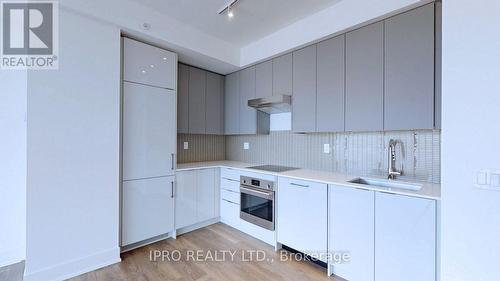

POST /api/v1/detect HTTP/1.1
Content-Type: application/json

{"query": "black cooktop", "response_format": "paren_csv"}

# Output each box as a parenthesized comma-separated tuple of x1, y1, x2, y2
(247, 165, 299, 173)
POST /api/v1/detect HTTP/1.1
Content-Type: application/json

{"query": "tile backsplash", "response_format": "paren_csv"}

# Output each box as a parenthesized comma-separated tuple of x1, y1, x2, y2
(177, 134, 225, 163)
(225, 130, 441, 183)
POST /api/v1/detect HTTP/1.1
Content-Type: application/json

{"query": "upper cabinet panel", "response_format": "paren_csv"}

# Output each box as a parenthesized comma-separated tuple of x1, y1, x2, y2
(123, 38, 176, 90)
(256, 61, 273, 99)
(177, 64, 189, 134)
(188, 67, 207, 134)
(224, 72, 240, 135)
(206, 72, 225, 135)
(292, 45, 317, 133)
(316, 35, 345, 133)
(273, 53, 293, 96)
(384, 4, 435, 130)
(345, 22, 384, 132)
(239, 67, 257, 134)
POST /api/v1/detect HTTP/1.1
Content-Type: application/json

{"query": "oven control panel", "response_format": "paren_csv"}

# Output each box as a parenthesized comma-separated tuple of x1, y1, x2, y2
(240, 176, 275, 191)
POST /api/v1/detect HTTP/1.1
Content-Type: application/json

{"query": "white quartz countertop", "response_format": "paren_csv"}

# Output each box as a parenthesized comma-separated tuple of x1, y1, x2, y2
(177, 161, 441, 200)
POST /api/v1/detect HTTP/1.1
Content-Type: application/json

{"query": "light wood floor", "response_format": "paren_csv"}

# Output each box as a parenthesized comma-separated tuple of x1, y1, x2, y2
(69, 223, 338, 281)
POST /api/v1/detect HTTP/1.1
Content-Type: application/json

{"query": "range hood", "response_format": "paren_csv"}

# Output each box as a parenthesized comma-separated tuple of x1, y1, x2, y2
(247, 95, 292, 114)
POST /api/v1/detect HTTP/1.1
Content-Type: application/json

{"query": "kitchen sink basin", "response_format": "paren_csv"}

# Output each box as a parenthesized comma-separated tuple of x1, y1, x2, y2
(348, 177, 423, 191)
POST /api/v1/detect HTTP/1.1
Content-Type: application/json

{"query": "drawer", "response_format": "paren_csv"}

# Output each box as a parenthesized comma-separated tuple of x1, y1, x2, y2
(221, 168, 241, 182)
(220, 198, 240, 228)
(220, 177, 240, 192)
(221, 189, 240, 204)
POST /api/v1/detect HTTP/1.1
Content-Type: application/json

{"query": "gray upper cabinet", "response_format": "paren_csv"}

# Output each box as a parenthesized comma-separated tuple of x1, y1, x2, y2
(256, 61, 273, 99)
(206, 72, 225, 135)
(188, 67, 207, 134)
(292, 45, 317, 133)
(273, 53, 293, 96)
(316, 35, 345, 132)
(345, 22, 384, 132)
(224, 72, 240, 135)
(384, 4, 435, 130)
(239, 67, 257, 134)
(177, 64, 189, 134)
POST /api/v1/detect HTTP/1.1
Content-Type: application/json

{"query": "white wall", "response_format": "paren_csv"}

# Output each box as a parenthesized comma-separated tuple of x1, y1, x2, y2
(0, 70, 27, 267)
(441, 0, 500, 280)
(25, 9, 121, 281)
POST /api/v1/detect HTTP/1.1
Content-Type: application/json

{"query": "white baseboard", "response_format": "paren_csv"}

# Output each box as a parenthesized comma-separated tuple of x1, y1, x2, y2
(0, 248, 25, 268)
(176, 217, 220, 236)
(24, 247, 121, 281)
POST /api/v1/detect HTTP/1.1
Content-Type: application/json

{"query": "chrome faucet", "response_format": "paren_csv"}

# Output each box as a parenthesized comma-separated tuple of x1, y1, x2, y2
(388, 139, 402, 180)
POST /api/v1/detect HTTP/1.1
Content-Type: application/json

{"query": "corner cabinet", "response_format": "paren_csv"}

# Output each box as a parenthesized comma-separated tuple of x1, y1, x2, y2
(292, 45, 317, 133)
(177, 64, 225, 135)
(224, 72, 240, 135)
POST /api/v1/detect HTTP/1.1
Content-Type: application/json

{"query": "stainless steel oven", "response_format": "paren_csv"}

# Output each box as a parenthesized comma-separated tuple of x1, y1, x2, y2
(240, 176, 275, 230)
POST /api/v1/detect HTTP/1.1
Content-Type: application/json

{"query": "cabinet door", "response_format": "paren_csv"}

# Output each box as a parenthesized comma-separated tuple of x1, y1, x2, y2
(375, 193, 436, 281)
(122, 82, 176, 180)
(220, 198, 240, 228)
(277, 177, 327, 261)
(123, 38, 176, 90)
(256, 60, 273, 98)
(122, 176, 175, 246)
(273, 53, 293, 96)
(188, 67, 206, 134)
(177, 64, 189, 133)
(239, 67, 257, 134)
(317, 35, 345, 132)
(175, 171, 198, 229)
(345, 22, 384, 132)
(384, 4, 435, 130)
(197, 169, 217, 222)
(206, 72, 224, 135)
(224, 72, 240, 135)
(329, 185, 374, 281)
(292, 45, 317, 133)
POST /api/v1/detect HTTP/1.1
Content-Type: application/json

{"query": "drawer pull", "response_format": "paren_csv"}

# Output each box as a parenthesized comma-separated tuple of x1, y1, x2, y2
(222, 189, 239, 194)
(290, 182, 309, 188)
(222, 199, 239, 205)
(222, 177, 240, 183)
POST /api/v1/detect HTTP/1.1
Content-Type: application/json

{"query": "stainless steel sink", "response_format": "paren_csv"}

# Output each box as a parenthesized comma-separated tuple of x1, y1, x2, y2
(348, 177, 423, 191)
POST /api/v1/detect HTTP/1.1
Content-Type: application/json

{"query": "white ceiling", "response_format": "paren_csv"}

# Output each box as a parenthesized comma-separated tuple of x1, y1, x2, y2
(132, 0, 342, 47)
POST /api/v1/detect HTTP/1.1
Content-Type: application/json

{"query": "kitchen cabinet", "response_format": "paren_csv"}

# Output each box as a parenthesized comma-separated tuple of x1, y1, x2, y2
(188, 67, 207, 134)
(206, 72, 225, 134)
(375, 192, 436, 281)
(345, 22, 384, 132)
(317, 35, 345, 132)
(277, 177, 327, 262)
(122, 82, 176, 180)
(384, 4, 435, 130)
(224, 72, 240, 135)
(273, 53, 293, 96)
(256, 60, 273, 98)
(122, 176, 175, 246)
(123, 38, 177, 90)
(175, 170, 198, 229)
(177, 64, 189, 134)
(239, 67, 257, 134)
(329, 185, 375, 281)
(175, 169, 219, 230)
(292, 45, 317, 133)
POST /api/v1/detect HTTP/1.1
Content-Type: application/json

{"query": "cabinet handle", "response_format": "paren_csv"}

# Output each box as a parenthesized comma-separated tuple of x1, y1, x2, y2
(171, 181, 175, 198)
(222, 199, 239, 205)
(290, 182, 309, 188)
(222, 177, 239, 183)
(171, 153, 175, 170)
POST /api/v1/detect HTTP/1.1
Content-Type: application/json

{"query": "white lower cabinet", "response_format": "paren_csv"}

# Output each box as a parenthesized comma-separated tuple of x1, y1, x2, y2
(329, 185, 375, 281)
(175, 169, 219, 230)
(375, 192, 436, 281)
(277, 177, 328, 262)
(122, 176, 175, 246)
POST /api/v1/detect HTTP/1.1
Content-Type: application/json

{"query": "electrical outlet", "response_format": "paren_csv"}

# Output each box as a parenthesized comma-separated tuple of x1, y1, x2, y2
(474, 169, 500, 191)
(243, 142, 250, 150)
(323, 144, 331, 154)
(183, 142, 189, 150)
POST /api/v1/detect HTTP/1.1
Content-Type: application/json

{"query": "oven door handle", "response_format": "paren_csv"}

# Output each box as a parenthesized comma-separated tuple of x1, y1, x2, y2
(240, 186, 274, 199)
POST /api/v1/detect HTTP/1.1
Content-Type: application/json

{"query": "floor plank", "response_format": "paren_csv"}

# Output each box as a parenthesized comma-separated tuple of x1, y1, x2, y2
(69, 223, 337, 281)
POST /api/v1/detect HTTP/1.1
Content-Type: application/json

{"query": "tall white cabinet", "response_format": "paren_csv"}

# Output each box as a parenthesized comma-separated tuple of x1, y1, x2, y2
(121, 37, 177, 247)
